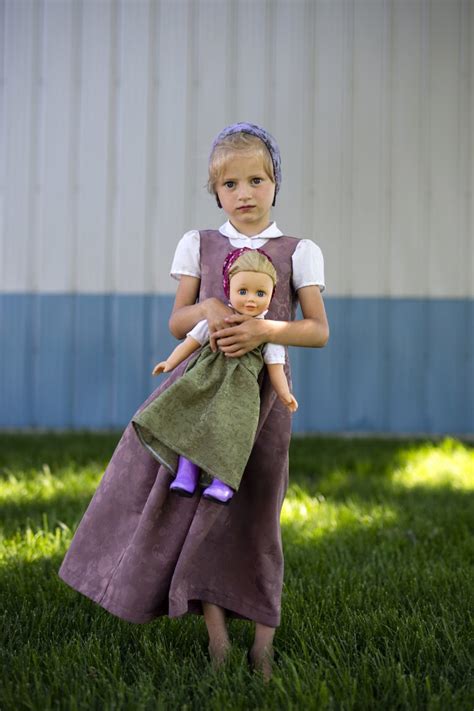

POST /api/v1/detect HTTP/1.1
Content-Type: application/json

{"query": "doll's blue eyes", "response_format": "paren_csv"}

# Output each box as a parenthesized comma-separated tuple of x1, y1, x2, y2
(238, 289, 266, 297)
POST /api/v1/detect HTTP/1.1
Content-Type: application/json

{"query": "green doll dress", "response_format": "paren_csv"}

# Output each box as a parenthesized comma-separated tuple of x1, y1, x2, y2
(132, 340, 266, 491)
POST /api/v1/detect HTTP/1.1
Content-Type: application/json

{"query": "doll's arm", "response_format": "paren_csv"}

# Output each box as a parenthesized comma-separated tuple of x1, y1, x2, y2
(152, 336, 201, 375)
(266, 364, 298, 413)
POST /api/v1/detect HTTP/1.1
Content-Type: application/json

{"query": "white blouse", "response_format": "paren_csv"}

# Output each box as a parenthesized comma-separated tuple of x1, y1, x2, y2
(170, 220, 325, 293)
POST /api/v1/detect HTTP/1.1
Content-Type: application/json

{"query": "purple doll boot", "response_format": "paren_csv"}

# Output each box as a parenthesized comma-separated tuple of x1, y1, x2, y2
(170, 456, 200, 497)
(202, 478, 234, 505)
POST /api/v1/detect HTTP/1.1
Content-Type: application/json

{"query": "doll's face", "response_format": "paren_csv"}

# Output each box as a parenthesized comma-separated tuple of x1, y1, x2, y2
(229, 270, 274, 316)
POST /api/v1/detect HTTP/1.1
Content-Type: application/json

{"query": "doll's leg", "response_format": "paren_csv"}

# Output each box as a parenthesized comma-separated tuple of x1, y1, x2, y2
(202, 602, 231, 668)
(202, 478, 234, 504)
(169, 456, 199, 496)
(248, 622, 276, 682)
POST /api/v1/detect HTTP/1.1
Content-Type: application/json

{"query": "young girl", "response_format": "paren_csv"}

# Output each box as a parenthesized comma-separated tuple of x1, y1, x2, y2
(58, 122, 329, 680)
(131, 248, 298, 505)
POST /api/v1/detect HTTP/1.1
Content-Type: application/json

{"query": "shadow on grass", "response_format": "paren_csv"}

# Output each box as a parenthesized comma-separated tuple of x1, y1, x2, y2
(1, 433, 473, 709)
(0, 431, 122, 476)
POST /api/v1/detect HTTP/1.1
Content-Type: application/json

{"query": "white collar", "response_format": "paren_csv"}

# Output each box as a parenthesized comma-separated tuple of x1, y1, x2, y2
(219, 220, 283, 241)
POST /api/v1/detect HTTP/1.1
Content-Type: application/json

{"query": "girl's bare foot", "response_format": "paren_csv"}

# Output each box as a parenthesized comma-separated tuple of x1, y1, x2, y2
(208, 639, 231, 668)
(203, 602, 231, 669)
(248, 645, 274, 682)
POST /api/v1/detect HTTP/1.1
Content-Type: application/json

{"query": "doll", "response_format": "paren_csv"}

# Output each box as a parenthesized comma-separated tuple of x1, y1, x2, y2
(132, 247, 298, 505)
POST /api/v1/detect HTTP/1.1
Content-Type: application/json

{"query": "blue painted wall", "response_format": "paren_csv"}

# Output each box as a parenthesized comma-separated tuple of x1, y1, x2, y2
(1, 294, 472, 435)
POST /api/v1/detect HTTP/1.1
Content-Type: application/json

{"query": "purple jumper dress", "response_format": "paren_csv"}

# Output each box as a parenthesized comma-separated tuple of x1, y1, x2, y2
(58, 230, 299, 628)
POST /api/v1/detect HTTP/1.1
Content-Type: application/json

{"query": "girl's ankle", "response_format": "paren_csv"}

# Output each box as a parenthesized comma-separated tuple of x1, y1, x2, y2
(208, 638, 231, 667)
(248, 644, 274, 681)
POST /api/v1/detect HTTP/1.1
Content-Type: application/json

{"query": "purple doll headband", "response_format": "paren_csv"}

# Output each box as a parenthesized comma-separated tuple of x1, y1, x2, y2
(210, 122, 282, 208)
(222, 247, 276, 299)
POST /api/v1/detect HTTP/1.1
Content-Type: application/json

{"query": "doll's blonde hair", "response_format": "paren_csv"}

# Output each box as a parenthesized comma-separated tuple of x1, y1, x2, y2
(207, 133, 275, 197)
(228, 249, 277, 287)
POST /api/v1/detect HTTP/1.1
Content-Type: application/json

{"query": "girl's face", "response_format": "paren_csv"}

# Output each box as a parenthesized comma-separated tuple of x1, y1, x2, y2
(229, 270, 274, 316)
(216, 153, 275, 236)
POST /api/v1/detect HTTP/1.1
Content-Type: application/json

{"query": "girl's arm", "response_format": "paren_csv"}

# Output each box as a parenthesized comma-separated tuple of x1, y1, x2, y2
(266, 364, 298, 412)
(168, 275, 234, 347)
(213, 285, 330, 357)
(152, 336, 201, 375)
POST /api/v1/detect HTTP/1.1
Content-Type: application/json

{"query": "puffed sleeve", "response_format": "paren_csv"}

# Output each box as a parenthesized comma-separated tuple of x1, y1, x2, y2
(262, 343, 286, 365)
(292, 239, 325, 292)
(186, 319, 209, 345)
(170, 230, 201, 281)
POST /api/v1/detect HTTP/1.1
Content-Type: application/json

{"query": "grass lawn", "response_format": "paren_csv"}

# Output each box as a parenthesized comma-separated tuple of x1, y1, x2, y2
(0, 433, 473, 710)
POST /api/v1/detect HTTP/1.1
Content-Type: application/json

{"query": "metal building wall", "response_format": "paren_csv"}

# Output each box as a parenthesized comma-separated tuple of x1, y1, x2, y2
(1, 0, 473, 433)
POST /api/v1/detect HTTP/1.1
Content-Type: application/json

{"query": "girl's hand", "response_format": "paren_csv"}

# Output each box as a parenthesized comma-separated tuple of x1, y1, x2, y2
(202, 298, 237, 352)
(152, 361, 171, 376)
(211, 314, 268, 357)
(280, 393, 298, 413)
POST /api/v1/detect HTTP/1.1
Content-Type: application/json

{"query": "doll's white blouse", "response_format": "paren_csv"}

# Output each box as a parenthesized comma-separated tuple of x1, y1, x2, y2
(187, 311, 286, 365)
(170, 221, 325, 293)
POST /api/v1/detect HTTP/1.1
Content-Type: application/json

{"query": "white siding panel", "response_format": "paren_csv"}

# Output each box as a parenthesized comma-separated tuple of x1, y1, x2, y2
(113, 0, 151, 293)
(0, 0, 6, 274)
(1, 0, 473, 299)
(232, 1, 267, 122)
(2, 0, 37, 290)
(75, 1, 113, 293)
(429, 0, 464, 297)
(153, 0, 192, 293)
(37, 1, 76, 291)
(272, 0, 308, 240)
(313, 0, 346, 293)
(470, 0, 474, 296)
(351, 0, 387, 296)
(390, 0, 425, 297)
(192, 1, 229, 226)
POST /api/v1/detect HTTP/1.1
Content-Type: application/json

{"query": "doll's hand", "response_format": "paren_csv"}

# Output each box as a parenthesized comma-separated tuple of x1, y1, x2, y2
(212, 314, 268, 357)
(281, 394, 298, 413)
(202, 298, 235, 353)
(152, 361, 172, 376)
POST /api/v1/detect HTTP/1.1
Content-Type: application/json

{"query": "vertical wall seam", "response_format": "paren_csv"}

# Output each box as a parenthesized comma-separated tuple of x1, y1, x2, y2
(458, 0, 468, 428)
(263, 0, 275, 128)
(29, 0, 44, 298)
(226, 0, 238, 122)
(70, 0, 82, 296)
(305, 0, 317, 428)
(183, 0, 198, 230)
(0, 0, 6, 289)
(142, 0, 159, 397)
(0, 1, 5, 405)
(70, 0, 83, 426)
(143, 0, 158, 295)
(381, 0, 393, 429)
(32, 0, 47, 427)
(109, 0, 122, 424)
(341, 0, 355, 427)
(105, 0, 118, 295)
(27, 1, 39, 294)
(419, 0, 431, 430)
(460, 0, 472, 299)
(463, 0, 473, 428)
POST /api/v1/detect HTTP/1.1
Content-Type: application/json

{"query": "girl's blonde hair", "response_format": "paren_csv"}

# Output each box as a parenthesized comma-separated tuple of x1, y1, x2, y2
(207, 132, 275, 197)
(229, 250, 277, 287)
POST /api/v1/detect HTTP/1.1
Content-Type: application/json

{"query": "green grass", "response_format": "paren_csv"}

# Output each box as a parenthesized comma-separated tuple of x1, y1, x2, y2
(1, 433, 473, 710)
